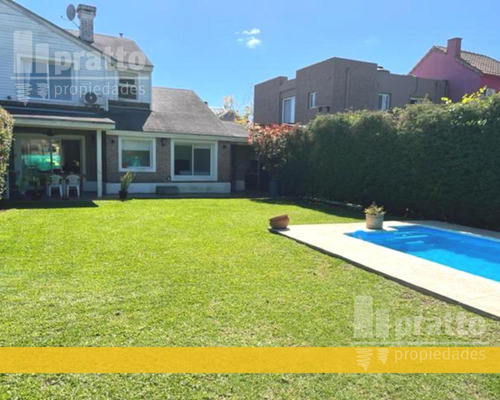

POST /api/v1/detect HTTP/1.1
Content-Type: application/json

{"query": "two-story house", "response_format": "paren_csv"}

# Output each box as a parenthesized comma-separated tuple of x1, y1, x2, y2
(410, 38, 500, 102)
(254, 57, 447, 125)
(1, 0, 251, 198)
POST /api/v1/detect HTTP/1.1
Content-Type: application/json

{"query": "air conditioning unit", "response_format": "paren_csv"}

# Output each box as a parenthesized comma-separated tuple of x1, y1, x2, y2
(485, 88, 496, 97)
(83, 91, 105, 108)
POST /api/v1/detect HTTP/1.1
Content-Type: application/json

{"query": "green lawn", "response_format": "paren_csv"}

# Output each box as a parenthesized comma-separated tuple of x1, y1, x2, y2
(0, 198, 498, 399)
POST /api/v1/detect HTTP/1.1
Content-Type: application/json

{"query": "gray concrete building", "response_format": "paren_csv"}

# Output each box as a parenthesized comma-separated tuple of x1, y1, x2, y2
(254, 57, 447, 125)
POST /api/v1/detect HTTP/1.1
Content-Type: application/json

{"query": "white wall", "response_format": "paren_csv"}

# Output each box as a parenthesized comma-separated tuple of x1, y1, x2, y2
(106, 182, 231, 195)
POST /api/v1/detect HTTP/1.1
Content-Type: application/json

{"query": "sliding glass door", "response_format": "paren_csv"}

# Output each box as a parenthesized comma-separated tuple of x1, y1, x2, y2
(20, 138, 61, 173)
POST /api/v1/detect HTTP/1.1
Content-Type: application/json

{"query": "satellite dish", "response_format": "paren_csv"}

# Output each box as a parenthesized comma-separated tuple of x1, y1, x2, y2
(66, 4, 76, 21)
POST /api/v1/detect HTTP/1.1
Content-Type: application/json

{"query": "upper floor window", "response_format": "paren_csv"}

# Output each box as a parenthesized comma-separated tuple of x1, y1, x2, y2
(378, 93, 391, 111)
(282, 96, 296, 124)
(118, 74, 138, 100)
(22, 59, 73, 101)
(309, 92, 317, 109)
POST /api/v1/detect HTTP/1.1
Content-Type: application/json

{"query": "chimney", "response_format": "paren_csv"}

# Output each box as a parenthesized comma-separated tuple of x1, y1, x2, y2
(77, 4, 97, 43)
(447, 37, 462, 58)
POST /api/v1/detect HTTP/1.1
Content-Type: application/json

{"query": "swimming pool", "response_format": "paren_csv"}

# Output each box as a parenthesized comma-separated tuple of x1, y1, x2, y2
(347, 225, 500, 282)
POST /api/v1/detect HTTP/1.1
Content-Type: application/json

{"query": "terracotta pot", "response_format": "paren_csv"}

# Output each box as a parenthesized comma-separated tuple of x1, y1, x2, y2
(366, 214, 384, 230)
(119, 190, 128, 200)
(269, 214, 290, 229)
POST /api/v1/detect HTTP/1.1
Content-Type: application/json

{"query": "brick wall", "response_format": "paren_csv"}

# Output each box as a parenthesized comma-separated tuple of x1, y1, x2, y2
(104, 136, 171, 183)
(217, 141, 231, 182)
(104, 136, 237, 185)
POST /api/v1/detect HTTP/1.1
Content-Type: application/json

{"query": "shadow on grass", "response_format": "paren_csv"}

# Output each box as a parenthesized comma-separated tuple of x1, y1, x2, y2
(251, 197, 365, 220)
(0, 200, 99, 210)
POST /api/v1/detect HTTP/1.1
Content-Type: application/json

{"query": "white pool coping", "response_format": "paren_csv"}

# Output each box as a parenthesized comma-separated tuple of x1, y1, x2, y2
(272, 221, 500, 319)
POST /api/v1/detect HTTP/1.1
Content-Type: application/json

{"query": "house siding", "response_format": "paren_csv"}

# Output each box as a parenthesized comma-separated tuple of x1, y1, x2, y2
(377, 71, 447, 106)
(411, 50, 481, 102)
(480, 75, 500, 93)
(254, 57, 447, 125)
(0, 0, 152, 108)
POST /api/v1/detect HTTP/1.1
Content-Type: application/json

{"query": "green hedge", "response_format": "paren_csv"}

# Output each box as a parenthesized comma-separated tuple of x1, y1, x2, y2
(278, 94, 500, 229)
(0, 107, 14, 200)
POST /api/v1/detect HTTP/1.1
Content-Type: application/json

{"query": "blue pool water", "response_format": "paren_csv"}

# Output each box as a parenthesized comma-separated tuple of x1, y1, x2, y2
(347, 225, 500, 282)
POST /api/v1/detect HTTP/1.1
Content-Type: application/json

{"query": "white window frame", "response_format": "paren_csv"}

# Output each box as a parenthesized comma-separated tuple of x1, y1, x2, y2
(410, 96, 424, 104)
(378, 93, 391, 111)
(118, 72, 139, 101)
(18, 56, 75, 104)
(282, 96, 296, 124)
(309, 92, 317, 109)
(118, 137, 156, 172)
(171, 140, 218, 181)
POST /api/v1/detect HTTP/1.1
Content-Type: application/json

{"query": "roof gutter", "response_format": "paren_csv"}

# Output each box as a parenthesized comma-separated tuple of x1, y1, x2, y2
(12, 115, 116, 131)
(110, 130, 248, 143)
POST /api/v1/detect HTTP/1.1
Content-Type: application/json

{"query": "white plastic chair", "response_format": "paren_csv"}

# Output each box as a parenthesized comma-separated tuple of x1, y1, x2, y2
(47, 175, 63, 198)
(65, 175, 81, 198)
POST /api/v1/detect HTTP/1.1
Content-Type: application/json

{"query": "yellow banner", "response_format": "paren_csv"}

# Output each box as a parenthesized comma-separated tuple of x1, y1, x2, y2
(0, 347, 497, 374)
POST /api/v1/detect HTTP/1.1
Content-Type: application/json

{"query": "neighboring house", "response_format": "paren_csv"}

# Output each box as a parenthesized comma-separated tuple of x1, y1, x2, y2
(0, 0, 248, 199)
(254, 57, 447, 125)
(410, 38, 500, 102)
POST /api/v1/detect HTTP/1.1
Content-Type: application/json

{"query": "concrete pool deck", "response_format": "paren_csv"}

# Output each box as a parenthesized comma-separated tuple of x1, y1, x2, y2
(271, 221, 500, 319)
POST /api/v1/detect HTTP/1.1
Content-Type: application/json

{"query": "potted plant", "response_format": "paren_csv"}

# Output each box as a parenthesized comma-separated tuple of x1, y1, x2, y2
(23, 170, 45, 201)
(364, 202, 385, 230)
(119, 171, 135, 200)
(269, 214, 290, 229)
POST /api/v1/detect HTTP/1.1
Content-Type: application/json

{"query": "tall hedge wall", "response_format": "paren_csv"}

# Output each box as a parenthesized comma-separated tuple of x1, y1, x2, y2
(278, 94, 500, 229)
(0, 107, 14, 200)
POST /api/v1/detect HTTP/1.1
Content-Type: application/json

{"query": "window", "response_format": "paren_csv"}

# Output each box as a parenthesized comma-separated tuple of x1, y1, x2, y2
(20, 139, 61, 173)
(120, 138, 155, 171)
(410, 97, 424, 104)
(282, 96, 296, 124)
(118, 74, 138, 100)
(378, 93, 391, 111)
(174, 143, 214, 179)
(22, 59, 73, 101)
(308, 92, 317, 109)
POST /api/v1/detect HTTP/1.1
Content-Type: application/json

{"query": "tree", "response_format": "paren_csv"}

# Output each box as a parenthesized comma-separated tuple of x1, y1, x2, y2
(0, 106, 14, 200)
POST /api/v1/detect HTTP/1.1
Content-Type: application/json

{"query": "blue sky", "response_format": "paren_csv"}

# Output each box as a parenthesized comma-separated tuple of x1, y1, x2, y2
(17, 0, 500, 111)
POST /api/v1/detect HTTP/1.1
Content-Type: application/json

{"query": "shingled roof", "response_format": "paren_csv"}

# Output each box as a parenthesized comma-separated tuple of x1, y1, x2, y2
(435, 46, 500, 77)
(67, 30, 153, 68)
(108, 88, 246, 138)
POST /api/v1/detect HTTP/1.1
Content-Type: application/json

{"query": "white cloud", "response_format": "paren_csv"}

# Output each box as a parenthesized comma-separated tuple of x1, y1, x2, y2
(236, 28, 262, 49)
(243, 28, 261, 35)
(246, 37, 261, 49)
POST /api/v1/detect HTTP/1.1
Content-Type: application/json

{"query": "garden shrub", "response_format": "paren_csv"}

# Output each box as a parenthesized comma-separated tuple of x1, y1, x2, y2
(263, 93, 500, 229)
(0, 107, 13, 200)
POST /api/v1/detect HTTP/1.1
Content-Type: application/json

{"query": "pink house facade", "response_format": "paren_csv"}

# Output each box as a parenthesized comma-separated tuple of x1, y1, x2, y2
(410, 38, 500, 102)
